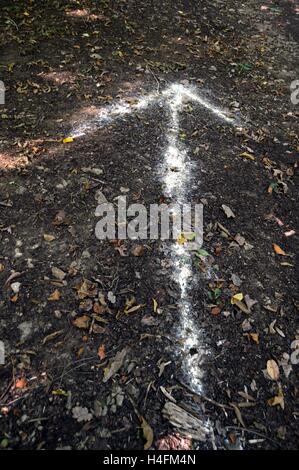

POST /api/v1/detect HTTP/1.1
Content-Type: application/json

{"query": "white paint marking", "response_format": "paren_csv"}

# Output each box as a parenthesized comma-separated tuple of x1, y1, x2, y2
(70, 83, 238, 395)
(71, 84, 236, 138)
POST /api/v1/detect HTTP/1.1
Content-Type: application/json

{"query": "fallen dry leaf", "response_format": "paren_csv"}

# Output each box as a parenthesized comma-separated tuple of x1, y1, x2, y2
(15, 377, 27, 389)
(249, 333, 259, 344)
(125, 304, 145, 314)
(211, 306, 221, 316)
(42, 329, 64, 345)
(140, 416, 154, 450)
(10, 293, 18, 303)
(231, 293, 244, 304)
(43, 234, 56, 242)
(273, 243, 286, 256)
(53, 210, 69, 226)
(63, 136, 74, 144)
(267, 359, 280, 381)
(244, 294, 258, 310)
(75, 279, 97, 299)
(177, 233, 187, 245)
(131, 245, 145, 256)
(222, 204, 235, 218)
(268, 388, 284, 409)
(239, 152, 255, 161)
(92, 324, 106, 334)
(48, 290, 61, 301)
(93, 302, 106, 314)
(97, 344, 106, 360)
(51, 267, 66, 281)
(103, 347, 129, 383)
(72, 315, 91, 329)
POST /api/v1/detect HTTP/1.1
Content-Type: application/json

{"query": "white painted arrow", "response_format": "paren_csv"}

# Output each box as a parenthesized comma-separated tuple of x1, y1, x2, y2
(70, 83, 239, 396)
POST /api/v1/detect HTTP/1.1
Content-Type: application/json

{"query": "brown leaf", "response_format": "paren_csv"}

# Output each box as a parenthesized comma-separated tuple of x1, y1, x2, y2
(97, 344, 106, 360)
(72, 315, 91, 329)
(92, 324, 106, 334)
(10, 293, 18, 303)
(273, 243, 286, 256)
(231, 404, 245, 427)
(48, 289, 61, 301)
(131, 245, 145, 257)
(234, 300, 250, 314)
(79, 298, 93, 312)
(42, 329, 64, 344)
(249, 333, 259, 344)
(140, 416, 154, 450)
(53, 210, 70, 226)
(93, 302, 106, 314)
(268, 389, 284, 409)
(75, 279, 97, 299)
(267, 359, 280, 380)
(211, 306, 221, 316)
(15, 377, 27, 389)
(103, 347, 129, 383)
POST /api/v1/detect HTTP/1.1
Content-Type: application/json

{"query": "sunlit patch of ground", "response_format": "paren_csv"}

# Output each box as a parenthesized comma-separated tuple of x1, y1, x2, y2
(65, 8, 107, 21)
(0, 152, 28, 170)
(39, 71, 79, 86)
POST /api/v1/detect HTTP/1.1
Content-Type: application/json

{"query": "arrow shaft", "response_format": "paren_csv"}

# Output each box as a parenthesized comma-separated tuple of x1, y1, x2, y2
(70, 82, 239, 394)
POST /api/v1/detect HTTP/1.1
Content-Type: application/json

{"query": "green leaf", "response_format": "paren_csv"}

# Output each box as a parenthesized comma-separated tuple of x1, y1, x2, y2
(195, 249, 210, 257)
(0, 438, 9, 448)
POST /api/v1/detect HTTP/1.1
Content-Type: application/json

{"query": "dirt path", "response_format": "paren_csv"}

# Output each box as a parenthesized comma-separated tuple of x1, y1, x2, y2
(0, 0, 298, 450)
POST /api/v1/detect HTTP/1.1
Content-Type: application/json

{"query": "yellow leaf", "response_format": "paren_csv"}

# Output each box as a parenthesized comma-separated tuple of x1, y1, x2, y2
(249, 333, 259, 344)
(43, 234, 56, 242)
(240, 152, 255, 161)
(125, 304, 145, 314)
(153, 298, 158, 313)
(140, 416, 154, 450)
(267, 359, 280, 380)
(231, 293, 244, 304)
(63, 137, 74, 144)
(268, 389, 284, 409)
(273, 243, 286, 256)
(48, 289, 61, 301)
(177, 233, 187, 245)
(52, 389, 68, 396)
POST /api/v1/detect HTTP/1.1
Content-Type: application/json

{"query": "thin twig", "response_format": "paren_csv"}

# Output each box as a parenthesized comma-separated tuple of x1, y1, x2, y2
(226, 426, 280, 447)
(178, 380, 232, 410)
